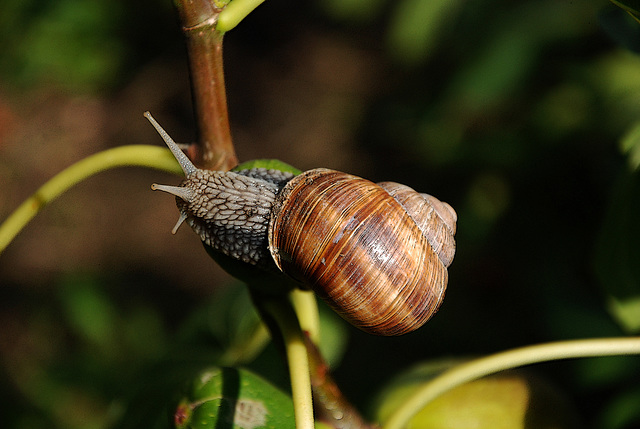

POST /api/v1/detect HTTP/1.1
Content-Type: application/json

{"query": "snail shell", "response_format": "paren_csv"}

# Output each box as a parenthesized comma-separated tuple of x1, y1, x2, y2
(147, 112, 456, 336)
(268, 169, 454, 336)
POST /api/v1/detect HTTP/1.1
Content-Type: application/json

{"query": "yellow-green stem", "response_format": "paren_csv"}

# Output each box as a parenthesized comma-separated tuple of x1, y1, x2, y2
(265, 297, 315, 429)
(0, 145, 181, 255)
(289, 289, 320, 345)
(383, 337, 640, 429)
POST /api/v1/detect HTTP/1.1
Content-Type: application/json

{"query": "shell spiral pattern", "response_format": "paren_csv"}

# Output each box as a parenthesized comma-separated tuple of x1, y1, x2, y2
(268, 168, 454, 336)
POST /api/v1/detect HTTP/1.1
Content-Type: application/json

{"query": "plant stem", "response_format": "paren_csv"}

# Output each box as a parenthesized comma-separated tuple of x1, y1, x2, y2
(0, 145, 181, 255)
(383, 337, 640, 429)
(284, 322, 315, 429)
(263, 296, 315, 429)
(289, 289, 320, 345)
(288, 289, 375, 428)
(174, 0, 238, 171)
(256, 288, 373, 428)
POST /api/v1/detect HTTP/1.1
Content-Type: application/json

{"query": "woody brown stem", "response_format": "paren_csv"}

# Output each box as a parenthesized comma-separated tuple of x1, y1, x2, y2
(174, 0, 238, 171)
(304, 335, 378, 429)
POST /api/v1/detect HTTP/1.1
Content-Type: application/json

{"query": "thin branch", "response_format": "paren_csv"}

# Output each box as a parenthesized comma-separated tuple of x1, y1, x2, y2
(0, 146, 181, 254)
(174, 0, 238, 171)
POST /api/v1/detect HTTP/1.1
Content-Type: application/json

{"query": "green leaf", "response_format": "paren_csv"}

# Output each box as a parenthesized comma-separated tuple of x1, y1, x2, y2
(386, 0, 464, 66)
(197, 284, 270, 366)
(595, 167, 640, 333)
(0, 0, 126, 91)
(57, 274, 119, 351)
(233, 159, 302, 176)
(175, 367, 295, 429)
(598, 386, 640, 429)
(316, 300, 349, 368)
(620, 121, 640, 170)
(319, 0, 386, 23)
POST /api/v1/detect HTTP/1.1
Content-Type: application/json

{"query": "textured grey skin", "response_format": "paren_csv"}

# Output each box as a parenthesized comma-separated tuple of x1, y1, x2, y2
(235, 168, 295, 187)
(177, 168, 290, 269)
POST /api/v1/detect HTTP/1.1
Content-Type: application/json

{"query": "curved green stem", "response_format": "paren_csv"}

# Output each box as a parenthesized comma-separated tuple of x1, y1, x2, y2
(217, 0, 266, 33)
(0, 145, 182, 255)
(264, 297, 315, 429)
(383, 337, 640, 429)
(289, 289, 320, 345)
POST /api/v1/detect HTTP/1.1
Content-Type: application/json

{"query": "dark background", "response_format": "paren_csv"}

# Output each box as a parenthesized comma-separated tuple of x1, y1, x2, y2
(1, 0, 640, 428)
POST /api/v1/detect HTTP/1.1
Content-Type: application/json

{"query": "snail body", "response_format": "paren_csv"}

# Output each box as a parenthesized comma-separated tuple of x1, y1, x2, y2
(147, 112, 456, 336)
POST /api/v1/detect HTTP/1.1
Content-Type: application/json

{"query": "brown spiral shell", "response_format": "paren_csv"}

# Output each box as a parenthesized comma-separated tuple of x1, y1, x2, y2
(268, 168, 454, 336)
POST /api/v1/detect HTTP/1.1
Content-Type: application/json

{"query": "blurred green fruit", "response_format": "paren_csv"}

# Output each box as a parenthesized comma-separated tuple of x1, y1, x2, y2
(374, 361, 578, 429)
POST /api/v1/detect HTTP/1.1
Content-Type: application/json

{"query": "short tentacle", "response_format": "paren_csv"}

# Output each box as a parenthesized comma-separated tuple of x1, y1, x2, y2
(151, 183, 194, 202)
(172, 211, 189, 234)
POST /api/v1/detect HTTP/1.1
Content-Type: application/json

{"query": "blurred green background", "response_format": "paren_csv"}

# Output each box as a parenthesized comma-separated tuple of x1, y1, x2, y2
(1, 0, 640, 428)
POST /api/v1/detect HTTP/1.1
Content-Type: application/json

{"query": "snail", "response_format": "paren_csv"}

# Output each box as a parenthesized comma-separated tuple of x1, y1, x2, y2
(147, 112, 456, 336)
